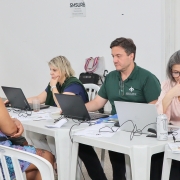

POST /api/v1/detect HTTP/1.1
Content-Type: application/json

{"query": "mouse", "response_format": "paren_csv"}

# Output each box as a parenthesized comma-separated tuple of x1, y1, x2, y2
(114, 121, 120, 127)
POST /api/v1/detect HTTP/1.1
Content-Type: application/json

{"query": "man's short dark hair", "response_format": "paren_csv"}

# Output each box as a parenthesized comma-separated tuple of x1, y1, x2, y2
(110, 37, 136, 60)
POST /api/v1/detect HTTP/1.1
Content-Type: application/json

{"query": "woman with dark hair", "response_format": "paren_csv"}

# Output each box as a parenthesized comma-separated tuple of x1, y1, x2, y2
(0, 98, 54, 180)
(156, 50, 180, 124)
(156, 50, 180, 179)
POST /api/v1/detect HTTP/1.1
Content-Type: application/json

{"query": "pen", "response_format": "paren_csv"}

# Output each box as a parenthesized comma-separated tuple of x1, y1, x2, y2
(54, 119, 60, 123)
(54, 117, 62, 123)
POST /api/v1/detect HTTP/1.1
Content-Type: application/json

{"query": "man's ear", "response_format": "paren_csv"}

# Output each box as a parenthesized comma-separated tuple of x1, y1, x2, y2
(129, 53, 134, 61)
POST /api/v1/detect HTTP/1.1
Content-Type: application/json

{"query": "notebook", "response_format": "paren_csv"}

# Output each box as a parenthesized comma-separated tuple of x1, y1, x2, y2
(114, 101, 158, 133)
(54, 93, 109, 121)
(1, 86, 50, 111)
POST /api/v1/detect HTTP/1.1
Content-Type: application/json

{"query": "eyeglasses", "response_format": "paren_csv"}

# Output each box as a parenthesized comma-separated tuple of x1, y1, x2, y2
(119, 81, 124, 96)
(172, 71, 180, 78)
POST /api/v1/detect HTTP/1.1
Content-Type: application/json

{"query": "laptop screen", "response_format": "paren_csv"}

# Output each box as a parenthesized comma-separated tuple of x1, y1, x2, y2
(2, 86, 50, 111)
(55, 94, 91, 121)
(2, 86, 31, 110)
(114, 101, 157, 133)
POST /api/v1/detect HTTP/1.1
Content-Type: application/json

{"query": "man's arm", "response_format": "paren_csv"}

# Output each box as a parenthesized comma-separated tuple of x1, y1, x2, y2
(85, 95, 107, 112)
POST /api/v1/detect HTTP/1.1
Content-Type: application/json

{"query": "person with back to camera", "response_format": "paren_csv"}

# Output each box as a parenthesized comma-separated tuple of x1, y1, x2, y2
(79, 37, 165, 180)
(26, 55, 93, 173)
(156, 50, 180, 180)
(0, 98, 54, 180)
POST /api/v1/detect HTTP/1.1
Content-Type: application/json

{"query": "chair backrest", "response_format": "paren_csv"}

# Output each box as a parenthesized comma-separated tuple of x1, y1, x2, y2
(0, 145, 54, 180)
(83, 83, 100, 101)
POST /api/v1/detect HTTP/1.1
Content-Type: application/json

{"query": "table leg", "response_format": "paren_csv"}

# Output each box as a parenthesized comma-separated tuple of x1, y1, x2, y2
(70, 142, 79, 180)
(125, 154, 132, 180)
(55, 132, 73, 180)
(130, 146, 151, 180)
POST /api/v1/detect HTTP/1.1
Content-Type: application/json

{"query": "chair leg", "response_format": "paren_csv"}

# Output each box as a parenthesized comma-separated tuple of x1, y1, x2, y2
(161, 157, 172, 180)
(125, 154, 132, 180)
(76, 158, 82, 180)
(23, 172, 27, 180)
(101, 149, 105, 169)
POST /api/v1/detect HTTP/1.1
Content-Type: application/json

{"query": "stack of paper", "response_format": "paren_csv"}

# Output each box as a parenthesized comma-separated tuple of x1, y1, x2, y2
(74, 124, 118, 137)
(45, 119, 67, 128)
(168, 142, 180, 153)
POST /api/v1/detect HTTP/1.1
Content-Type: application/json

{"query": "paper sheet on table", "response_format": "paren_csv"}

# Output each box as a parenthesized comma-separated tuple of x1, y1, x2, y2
(11, 113, 52, 121)
(40, 108, 61, 114)
(45, 119, 67, 128)
(74, 124, 118, 137)
(168, 142, 180, 153)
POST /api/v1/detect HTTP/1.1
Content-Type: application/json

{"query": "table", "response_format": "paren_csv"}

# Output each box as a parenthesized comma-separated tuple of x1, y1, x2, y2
(70, 131, 169, 180)
(9, 107, 88, 180)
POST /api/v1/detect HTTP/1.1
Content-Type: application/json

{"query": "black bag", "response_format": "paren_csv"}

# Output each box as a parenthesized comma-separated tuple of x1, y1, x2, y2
(79, 72, 103, 85)
(79, 72, 105, 113)
(0, 136, 28, 146)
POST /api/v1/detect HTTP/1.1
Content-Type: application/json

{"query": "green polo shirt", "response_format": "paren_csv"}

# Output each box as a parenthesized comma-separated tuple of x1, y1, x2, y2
(98, 64, 161, 115)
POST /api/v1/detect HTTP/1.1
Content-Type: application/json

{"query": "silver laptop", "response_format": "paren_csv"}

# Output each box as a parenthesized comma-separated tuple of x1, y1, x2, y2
(114, 101, 158, 133)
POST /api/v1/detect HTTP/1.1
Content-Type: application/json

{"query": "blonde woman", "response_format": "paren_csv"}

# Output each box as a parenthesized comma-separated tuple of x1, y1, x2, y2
(27, 55, 88, 106)
(27, 56, 89, 168)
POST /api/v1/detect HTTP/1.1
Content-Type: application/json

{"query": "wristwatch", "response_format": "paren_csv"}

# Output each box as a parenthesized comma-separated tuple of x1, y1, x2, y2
(51, 85, 56, 91)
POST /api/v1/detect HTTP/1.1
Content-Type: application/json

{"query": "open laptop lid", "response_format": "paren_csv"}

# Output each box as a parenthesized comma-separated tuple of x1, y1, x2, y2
(2, 86, 50, 111)
(2, 86, 32, 111)
(55, 94, 91, 121)
(114, 101, 157, 133)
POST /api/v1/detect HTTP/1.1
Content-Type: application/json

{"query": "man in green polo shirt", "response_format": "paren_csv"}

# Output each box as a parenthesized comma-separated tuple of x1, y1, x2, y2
(87, 38, 160, 115)
(81, 37, 163, 180)
(98, 61, 161, 115)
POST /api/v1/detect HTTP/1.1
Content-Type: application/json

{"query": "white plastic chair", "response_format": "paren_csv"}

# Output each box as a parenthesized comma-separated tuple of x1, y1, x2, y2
(83, 83, 100, 101)
(161, 144, 179, 180)
(0, 145, 54, 180)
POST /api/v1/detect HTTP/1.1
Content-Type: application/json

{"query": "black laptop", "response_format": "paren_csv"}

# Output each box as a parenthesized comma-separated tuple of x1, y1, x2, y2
(54, 93, 109, 121)
(1, 86, 50, 111)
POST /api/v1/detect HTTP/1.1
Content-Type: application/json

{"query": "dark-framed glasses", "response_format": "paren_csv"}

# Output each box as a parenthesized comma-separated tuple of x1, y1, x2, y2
(119, 80, 124, 96)
(172, 71, 180, 78)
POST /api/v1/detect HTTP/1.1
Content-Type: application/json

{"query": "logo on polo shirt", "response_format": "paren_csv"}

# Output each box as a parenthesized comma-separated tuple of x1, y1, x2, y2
(126, 86, 136, 96)
(129, 87, 134, 92)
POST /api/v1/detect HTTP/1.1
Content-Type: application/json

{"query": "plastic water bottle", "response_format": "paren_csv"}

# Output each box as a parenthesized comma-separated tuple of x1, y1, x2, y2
(156, 114, 168, 141)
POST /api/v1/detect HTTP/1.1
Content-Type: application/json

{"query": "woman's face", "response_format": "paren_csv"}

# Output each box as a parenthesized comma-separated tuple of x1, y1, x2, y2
(172, 64, 180, 82)
(49, 65, 61, 80)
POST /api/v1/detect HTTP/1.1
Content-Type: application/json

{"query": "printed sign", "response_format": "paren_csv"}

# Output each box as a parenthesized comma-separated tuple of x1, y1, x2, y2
(70, 0, 86, 17)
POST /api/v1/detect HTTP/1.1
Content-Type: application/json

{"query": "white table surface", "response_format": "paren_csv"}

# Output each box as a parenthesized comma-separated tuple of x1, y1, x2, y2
(71, 130, 171, 180)
(8, 107, 88, 180)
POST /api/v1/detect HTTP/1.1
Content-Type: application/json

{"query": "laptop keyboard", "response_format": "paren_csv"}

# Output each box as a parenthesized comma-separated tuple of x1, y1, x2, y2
(89, 113, 109, 120)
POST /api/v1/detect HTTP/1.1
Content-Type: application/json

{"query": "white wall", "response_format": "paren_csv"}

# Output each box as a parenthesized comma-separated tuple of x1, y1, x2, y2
(162, 0, 180, 79)
(175, 0, 180, 51)
(0, 0, 164, 101)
